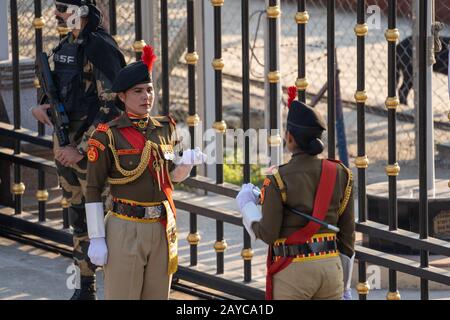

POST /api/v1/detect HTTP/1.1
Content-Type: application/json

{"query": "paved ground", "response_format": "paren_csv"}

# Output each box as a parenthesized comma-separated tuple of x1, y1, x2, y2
(0, 236, 200, 300)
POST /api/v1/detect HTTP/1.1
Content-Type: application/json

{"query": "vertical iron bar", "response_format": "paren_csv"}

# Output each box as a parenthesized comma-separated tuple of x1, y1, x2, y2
(242, 0, 250, 184)
(216, 220, 224, 274)
(187, 0, 197, 176)
(189, 213, 198, 266)
(35, 0, 46, 222)
(161, 0, 170, 115)
(213, 1, 223, 184)
(11, 0, 23, 215)
(134, 0, 143, 61)
(387, 0, 399, 300)
(418, 0, 429, 300)
(268, 0, 278, 134)
(109, 0, 117, 37)
(242, 0, 252, 283)
(243, 229, 251, 282)
(327, 0, 335, 159)
(297, 0, 306, 103)
(356, 0, 368, 300)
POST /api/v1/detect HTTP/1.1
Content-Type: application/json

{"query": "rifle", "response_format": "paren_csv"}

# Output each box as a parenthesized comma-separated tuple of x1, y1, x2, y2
(36, 52, 71, 147)
(252, 188, 340, 233)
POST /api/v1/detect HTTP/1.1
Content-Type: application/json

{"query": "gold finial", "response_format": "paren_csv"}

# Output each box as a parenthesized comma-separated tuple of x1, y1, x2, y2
(267, 6, 281, 19)
(385, 28, 400, 42)
(187, 232, 201, 246)
(355, 155, 369, 169)
(34, 78, 41, 89)
(112, 35, 121, 44)
(33, 17, 45, 29)
(354, 23, 369, 37)
(214, 240, 228, 253)
(12, 183, 26, 195)
(57, 26, 70, 36)
(385, 97, 400, 110)
(355, 91, 368, 103)
(211, 0, 224, 6)
(36, 190, 49, 202)
(185, 52, 199, 65)
(356, 282, 370, 295)
(386, 291, 401, 300)
(186, 114, 201, 127)
(296, 78, 309, 91)
(295, 11, 309, 24)
(385, 163, 401, 176)
(212, 58, 225, 70)
(61, 197, 70, 209)
(268, 135, 282, 147)
(268, 71, 281, 83)
(241, 248, 254, 261)
(213, 121, 227, 133)
(133, 40, 146, 53)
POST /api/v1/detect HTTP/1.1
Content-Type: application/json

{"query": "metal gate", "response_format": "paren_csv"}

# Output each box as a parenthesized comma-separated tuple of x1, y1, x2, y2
(0, 0, 449, 300)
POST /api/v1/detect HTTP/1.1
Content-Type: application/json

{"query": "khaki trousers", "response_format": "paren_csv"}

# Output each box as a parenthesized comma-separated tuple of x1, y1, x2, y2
(104, 213, 172, 300)
(273, 256, 343, 300)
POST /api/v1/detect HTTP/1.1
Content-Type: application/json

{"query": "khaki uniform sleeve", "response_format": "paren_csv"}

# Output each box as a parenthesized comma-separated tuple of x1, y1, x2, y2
(252, 176, 284, 244)
(336, 167, 355, 258)
(85, 130, 112, 203)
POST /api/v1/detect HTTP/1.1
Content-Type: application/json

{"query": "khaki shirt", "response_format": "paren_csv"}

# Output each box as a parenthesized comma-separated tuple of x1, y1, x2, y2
(85, 113, 177, 204)
(253, 153, 355, 258)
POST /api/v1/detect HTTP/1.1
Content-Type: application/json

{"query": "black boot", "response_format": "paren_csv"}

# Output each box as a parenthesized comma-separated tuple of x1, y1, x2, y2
(70, 276, 97, 300)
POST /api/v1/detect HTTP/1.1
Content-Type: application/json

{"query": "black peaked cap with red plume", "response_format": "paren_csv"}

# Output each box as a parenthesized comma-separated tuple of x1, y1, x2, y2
(111, 44, 157, 93)
(286, 86, 327, 131)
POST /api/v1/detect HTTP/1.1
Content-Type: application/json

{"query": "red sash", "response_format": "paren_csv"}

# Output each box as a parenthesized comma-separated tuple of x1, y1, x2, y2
(265, 159, 338, 300)
(118, 127, 176, 223)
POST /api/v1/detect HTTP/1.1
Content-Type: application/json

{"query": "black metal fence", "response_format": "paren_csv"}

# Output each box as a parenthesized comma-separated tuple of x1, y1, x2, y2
(0, 0, 449, 300)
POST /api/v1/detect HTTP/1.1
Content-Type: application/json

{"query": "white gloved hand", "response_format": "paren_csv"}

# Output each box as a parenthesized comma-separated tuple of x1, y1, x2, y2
(88, 237, 108, 267)
(236, 183, 258, 212)
(176, 147, 207, 165)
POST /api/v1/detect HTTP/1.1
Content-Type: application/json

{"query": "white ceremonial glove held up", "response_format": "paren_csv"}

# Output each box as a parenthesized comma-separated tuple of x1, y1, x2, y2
(177, 147, 207, 165)
(88, 237, 108, 267)
(236, 183, 258, 212)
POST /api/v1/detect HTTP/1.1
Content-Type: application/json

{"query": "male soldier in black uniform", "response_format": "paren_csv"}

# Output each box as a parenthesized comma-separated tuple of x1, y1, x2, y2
(84, 45, 206, 300)
(31, 0, 125, 300)
(236, 88, 355, 300)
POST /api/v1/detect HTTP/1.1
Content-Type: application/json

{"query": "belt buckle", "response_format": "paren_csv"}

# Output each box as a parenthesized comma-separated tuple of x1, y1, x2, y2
(144, 205, 162, 219)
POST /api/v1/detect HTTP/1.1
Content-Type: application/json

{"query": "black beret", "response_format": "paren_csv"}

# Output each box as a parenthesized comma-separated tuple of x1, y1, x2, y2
(287, 100, 327, 131)
(111, 61, 152, 93)
(56, 0, 96, 6)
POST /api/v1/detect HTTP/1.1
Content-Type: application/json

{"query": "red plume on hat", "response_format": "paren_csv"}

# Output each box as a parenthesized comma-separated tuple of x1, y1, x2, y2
(142, 44, 157, 72)
(287, 86, 297, 109)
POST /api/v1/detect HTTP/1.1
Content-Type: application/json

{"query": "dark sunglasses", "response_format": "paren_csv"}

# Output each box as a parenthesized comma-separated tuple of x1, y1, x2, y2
(55, 2, 68, 13)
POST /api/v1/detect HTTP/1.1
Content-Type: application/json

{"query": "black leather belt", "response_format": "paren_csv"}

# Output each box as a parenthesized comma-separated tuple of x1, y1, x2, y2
(272, 240, 337, 257)
(112, 202, 165, 219)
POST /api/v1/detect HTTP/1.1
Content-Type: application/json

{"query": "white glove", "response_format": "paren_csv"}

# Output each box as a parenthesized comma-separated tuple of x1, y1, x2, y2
(236, 183, 258, 212)
(175, 147, 207, 165)
(88, 237, 108, 267)
(236, 184, 262, 241)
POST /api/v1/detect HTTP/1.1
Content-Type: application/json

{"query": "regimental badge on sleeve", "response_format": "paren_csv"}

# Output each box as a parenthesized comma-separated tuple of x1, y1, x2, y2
(87, 146, 99, 162)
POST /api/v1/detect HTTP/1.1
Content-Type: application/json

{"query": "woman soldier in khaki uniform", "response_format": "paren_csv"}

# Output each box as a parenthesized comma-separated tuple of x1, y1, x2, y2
(84, 45, 206, 300)
(236, 88, 355, 300)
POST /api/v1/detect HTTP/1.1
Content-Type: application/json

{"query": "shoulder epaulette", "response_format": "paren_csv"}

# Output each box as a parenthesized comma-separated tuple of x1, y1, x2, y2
(265, 166, 287, 204)
(96, 123, 110, 132)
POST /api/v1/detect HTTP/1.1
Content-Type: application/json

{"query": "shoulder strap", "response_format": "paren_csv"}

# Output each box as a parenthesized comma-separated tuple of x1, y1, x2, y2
(285, 159, 338, 245)
(270, 168, 287, 204)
